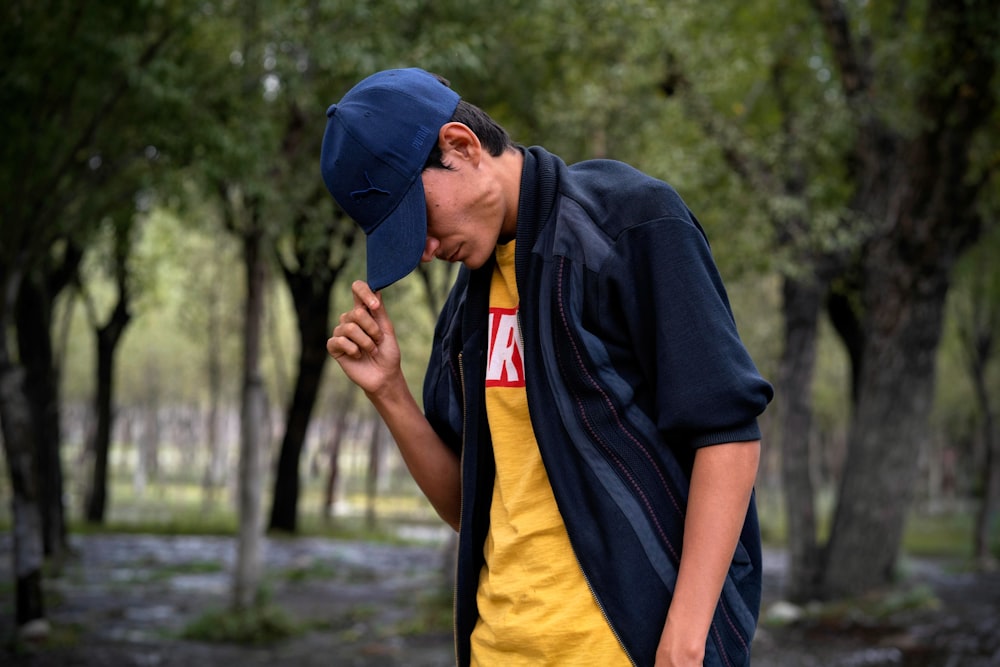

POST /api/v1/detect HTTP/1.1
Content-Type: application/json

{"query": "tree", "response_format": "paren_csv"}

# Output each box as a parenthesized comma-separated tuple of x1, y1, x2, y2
(265, 0, 489, 533)
(950, 226, 1000, 567)
(1, 0, 204, 629)
(268, 194, 358, 533)
(659, 0, 999, 599)
(816, 0, 999, 597)
(16, 248, 81, 562)
(197, 0, 278, 613)
(320, 384, 359, 522)
(81, 218, 133, 523)
(658, 1, 853, 600)
(234, 193, 269, 612)
(365, 417, 385, 530)
(0, 309, 47, 634)
(262, 0, 364, 531)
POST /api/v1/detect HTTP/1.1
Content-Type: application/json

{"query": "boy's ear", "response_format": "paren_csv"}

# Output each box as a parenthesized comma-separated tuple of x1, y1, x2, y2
(437, 122, 482, 165)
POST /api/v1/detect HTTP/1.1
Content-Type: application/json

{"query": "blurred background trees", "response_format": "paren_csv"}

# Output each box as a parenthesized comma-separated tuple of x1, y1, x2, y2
(1, 0, 998, 635)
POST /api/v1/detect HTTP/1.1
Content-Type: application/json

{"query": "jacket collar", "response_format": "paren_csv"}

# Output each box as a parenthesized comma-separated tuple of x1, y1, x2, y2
(513, 146, 561, 280)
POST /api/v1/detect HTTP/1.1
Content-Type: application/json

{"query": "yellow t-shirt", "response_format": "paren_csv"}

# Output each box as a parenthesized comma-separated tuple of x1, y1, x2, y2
(470, 241, 629, 666)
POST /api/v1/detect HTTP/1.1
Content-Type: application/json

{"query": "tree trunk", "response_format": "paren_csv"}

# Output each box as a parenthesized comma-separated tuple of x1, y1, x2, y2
(85, 291, 130, 523)
(268, 272, 334, 533)
(365, 419, 383, 530)
(322, 387, 357, 522)
(0, 361, 47, 631)
(822, 250, 950, 596)
(322, 412, 348, 522)
(233, 225, 267, 612)
(975, 423, 1000, 568)
(415, 262, 457, 316)
(134, 389, 161, 498)
(15, 275, 68, 562)
(810, 0, 998, 597)
(265, 150, 355, 531)
(778, 275, 825, 601)
(826, 282, 864, 405)
(971, 349, 999, 566)
(955, 239, 1000, 566)
(200, 278, 226, 508)
(201, 382, 224, 508)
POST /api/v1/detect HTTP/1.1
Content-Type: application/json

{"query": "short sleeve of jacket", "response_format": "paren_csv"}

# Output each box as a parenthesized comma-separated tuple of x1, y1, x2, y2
(600, 212, 773, 448)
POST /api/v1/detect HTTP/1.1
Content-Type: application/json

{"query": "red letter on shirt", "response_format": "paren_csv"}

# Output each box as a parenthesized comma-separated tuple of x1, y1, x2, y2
(487, 307, 525, 387)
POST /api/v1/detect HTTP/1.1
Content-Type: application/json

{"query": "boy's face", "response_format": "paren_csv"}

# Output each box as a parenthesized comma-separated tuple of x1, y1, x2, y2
(419, 161, 503, 270)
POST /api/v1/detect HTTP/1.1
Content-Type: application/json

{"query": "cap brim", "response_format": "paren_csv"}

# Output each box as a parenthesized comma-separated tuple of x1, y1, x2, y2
(365, 176, 428, 291)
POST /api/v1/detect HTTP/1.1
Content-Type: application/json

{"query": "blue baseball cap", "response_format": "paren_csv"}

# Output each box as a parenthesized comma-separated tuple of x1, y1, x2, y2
(320, 68, 461, 291)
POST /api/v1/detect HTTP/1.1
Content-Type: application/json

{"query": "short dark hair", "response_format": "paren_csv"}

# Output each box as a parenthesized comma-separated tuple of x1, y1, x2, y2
(423, 75, 514, 170)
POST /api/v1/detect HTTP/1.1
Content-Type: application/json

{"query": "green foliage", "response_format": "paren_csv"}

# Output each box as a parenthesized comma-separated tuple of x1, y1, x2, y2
(1, 1, 208, 262)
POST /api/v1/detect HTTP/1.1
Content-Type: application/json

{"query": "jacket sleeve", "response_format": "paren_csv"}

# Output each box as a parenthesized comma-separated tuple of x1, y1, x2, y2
(602, 209, 773, 449)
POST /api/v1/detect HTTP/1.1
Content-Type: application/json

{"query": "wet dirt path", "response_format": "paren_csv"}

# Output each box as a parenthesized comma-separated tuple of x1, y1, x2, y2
(1, 534, 998, 666)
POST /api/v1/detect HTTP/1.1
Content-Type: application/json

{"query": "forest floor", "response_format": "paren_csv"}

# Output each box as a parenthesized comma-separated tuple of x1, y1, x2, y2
(1, 532, 998, 667)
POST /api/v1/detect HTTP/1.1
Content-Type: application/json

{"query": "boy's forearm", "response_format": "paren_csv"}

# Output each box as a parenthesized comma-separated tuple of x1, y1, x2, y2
(368, 378, 462, 530)
(656, 440, 761, 666)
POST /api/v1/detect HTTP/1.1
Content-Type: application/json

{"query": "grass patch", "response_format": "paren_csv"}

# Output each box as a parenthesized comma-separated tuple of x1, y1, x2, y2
(3, 621, 86, 654)
(811, 582, 942, 625)
(180, 602, 303, 645)
(51, 478, 444, 546)
(764, 581, 942, 630)
(280, 559, 340, 584)
(754, 488, 983, 560)
(127, 559, 225, 586)
(39, 621, 86, 648)
(394, 585, 453, 636)
(902, 512, 975, 559)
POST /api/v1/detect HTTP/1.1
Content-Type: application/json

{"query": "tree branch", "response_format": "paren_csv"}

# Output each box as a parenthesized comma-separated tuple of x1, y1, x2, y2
(33, 20, 180, 231)
(659, 52, 778, 197)
(809, 0, 871, 105)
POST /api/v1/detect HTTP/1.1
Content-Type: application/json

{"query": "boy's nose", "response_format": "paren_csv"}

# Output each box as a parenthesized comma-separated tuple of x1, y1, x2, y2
(421, 237, 440, 263)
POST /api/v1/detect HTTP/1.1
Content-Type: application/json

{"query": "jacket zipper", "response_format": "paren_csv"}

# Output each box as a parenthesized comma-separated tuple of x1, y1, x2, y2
(571, 537, 637, 666)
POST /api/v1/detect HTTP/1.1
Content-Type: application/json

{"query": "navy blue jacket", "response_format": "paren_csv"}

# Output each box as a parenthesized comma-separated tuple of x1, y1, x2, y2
(423, 146, 773, 666)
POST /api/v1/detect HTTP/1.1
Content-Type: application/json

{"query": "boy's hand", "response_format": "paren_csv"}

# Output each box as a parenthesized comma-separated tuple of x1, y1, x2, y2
(327, 280, 403, 396)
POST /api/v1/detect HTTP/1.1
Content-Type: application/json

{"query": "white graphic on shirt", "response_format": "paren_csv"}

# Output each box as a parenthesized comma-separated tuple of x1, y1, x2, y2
(487, 307, 524, 388)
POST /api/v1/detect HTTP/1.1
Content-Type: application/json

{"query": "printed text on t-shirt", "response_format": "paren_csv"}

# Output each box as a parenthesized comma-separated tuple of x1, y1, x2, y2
(487, 307, 524, 387)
